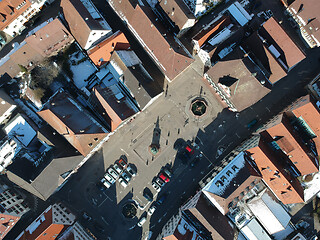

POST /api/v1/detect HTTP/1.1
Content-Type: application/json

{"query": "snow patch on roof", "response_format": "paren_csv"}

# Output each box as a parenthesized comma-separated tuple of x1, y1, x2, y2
(5, 115, 36, 146)
(203, 152, 246, 196)
(247, 191, 290, 234)
(69, 52, 96, 89)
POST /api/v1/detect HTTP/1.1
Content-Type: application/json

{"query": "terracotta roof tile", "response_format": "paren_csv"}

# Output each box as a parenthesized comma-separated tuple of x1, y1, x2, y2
(87, 31, 130, 67)
(0, 0, 31, 31)
(24, 18, 74, 57)
(247, 138, 304, 205)
(266, 114, 319, 175)
(261, 17, 305, 70)
(92, 85, 137, 131)
(193, 16, 231, 47)
(38, 90, 108, 156)
(158, 0, 195, 31)
(292, 96, 320, 153)
(109, 0, 193, 80)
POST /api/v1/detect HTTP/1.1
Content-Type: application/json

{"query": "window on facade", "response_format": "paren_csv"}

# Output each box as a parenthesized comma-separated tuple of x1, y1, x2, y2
(231, 165, 239, 171)
(226, 170, 232, 177)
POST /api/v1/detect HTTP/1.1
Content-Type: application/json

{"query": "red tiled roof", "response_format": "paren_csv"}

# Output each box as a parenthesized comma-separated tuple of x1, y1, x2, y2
(87, 31, 130, 67)
(266, 115, 319, 175)
(193, 16, 231, 47)
(60, 0, 105, 49)
(261, 17, 305, 70)
(25, 18, 74, 57)
(92, 85, 137, 131)
(38, 91, 108, 156)
(0, 213, 20, 240)
(158, 0, 195, 31)
(247, 138, 304, 205)
(109, 0, 193, 80)
(292, 96, 320, 152)
(289, 0, 320, 45)
(16, 208, 67, 240)
(0, 0, 32, 31)
(242, 32, 287, 84)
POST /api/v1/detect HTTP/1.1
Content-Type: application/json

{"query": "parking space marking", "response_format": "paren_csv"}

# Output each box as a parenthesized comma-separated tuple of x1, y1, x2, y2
(218, 134, 226, 143)
(120, 148, 129, 156)
(101, 216, 109, 225)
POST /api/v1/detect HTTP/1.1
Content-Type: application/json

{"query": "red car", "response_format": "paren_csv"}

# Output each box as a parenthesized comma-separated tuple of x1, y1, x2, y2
(118, 158, 127, 169)
(185, 145, 194, 155)
(159, 173, 170, 183)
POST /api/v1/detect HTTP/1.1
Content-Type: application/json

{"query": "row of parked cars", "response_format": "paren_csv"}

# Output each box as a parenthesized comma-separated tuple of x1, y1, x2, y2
(151, 167, 172, 192)
(100, 158, 137, 189)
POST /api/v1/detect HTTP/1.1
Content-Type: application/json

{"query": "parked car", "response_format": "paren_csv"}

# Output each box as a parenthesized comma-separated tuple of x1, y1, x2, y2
(126, 165, 137, 177)
(156, 178, 165, 187)
(107, 167, 119, 180)
(152, 181, 161, 192)
(118, 158, 128, 169)
(162, 167, 172, 178)
(121, 171, 131, 182)
(148, 205, 156, 216)
(156, 194, 167, 205)
(101, 178, 111, 189)
(159, 173, 170, 183)
(247, 119, 258, 129)
(185, 145, 195, 155)
(104, 173, 116, 184)
(137, 217, 147, 227)
(143, 192, 153, 202)
(119, 177, 128, 188)
(113, 163, 122, 174)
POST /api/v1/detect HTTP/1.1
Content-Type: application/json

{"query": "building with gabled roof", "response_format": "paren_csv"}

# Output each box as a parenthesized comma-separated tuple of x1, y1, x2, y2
(90, 84, 139, 131)
(285, 0, 320, 48)
(87, 30, 130, 67)
(24, 18, 75, 57)
(0, 0, 31, 36)
(242, 32, 287, 84)
(109, 50, 163, 110)
(16, 203, 95, 240)
(60, 0, 112, 50)
(109, 0, 194, 81)
(181, 192, 236, 240)
(0, 89, 16, 124)
(290, 94, 320, 152)
(259, 17, 305, 72)
(0, 18, 74, 78)
(0, 183, 29, 240)
(247, 189, 291, 234)
(265, 114, 319, 176)
(202, 152, 262, 215)
(193, 16, 232, 49)
(204, 47, 270, 112)
(246, 134, 304, 205)
(157, 0, 196, 36)
(38, 90, 108, 156)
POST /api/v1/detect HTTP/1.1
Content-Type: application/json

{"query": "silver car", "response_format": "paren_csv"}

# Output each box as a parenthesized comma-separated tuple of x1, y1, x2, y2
(101, 178, 111, 189)
(113, 163, 122, 174)
(107, 167, 119, 180)
(119, 177, 128, 188)
(126, 166, 137, 177)
(152, 181, 161, 192)
(121, 171, 131, 182)
(104, 173, 116, 184)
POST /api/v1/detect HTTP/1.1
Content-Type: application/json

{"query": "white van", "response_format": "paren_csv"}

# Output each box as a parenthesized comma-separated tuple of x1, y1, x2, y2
(137, 217, 147, 227)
